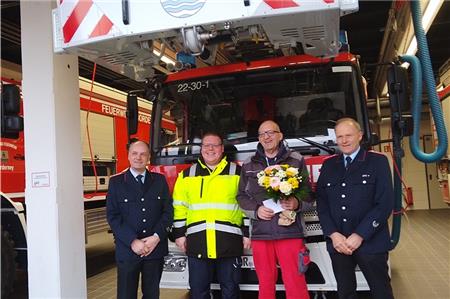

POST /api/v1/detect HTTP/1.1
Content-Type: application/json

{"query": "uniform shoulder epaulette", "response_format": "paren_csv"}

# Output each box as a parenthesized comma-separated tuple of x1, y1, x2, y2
(368, 150, 388, 157)
(110, 168, 128, 178)
(149, 170, 164, 177)
(324, 153, 339, 161)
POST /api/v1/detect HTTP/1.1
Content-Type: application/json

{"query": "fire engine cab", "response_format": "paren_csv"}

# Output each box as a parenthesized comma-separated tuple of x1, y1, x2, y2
(150, 52, 372, 292)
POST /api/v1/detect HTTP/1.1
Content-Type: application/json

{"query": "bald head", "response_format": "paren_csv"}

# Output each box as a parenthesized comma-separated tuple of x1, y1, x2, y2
(258, 120, 281, 133)
(258, 120, 283, 158)
(128, 140, 150, 172)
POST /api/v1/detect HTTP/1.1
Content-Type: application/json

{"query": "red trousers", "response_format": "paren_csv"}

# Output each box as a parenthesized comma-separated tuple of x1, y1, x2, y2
(252, 239, 310, 299)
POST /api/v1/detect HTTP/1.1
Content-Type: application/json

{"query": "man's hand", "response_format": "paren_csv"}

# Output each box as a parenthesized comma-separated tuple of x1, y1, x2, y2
(345, 233, 363, 252)
(175, 236, 187, 253)
(330, 232, 352, 255)
(243, 237, 251, 250)
(131, 239, 147, 256)
(257, 206, 275, 220)
(141, 234, 160, 257)
(280, 196, 299, 211)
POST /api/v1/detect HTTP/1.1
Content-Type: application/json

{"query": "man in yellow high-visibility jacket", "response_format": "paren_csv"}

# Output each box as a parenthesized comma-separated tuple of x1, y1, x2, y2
(172, 132, 250, 299)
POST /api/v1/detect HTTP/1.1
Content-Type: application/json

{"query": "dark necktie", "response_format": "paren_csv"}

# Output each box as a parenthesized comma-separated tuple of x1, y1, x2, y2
(136, 174, 144, 188)
(345, 156, 352, 170)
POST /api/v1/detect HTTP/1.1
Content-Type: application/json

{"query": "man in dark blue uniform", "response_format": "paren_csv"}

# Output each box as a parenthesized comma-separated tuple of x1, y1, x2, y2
(316, 118, 394, 299)
(107, 140, 173, 299)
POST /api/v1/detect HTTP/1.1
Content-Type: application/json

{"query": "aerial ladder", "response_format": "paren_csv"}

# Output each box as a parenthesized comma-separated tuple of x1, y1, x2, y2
(52, 0, 359, 80)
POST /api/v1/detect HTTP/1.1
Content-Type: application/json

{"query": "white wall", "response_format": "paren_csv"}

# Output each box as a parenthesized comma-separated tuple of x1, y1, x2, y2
(379, 116, 436, 210)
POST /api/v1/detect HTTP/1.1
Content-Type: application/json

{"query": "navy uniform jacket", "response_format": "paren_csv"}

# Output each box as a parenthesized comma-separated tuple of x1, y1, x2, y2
(316, 149, 394, 254)
(106, 169, 173, 262)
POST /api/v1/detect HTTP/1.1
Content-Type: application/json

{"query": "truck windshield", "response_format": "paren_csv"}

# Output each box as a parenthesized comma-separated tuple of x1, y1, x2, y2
(156, 63, 364, 157)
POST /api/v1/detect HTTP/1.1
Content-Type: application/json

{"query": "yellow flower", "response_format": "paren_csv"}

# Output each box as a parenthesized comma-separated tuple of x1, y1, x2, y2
(263, 177, 270, 188)
(288, 177, 299, 189)
(285, 167, 299, 177)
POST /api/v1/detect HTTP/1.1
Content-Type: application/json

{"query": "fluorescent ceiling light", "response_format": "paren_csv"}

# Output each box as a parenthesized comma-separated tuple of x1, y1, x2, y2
(153, 49, 176, 65)
(381, 0, 443, 95)
(405, 0, 444, 56)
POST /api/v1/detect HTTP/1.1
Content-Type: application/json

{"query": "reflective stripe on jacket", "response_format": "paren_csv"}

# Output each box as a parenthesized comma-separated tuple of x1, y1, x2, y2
(172, 157, 249, 259)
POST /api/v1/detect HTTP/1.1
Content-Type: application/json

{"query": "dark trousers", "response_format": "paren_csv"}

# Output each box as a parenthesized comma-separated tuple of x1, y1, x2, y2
(117, 258, 164, 299)
(330, 252, 394, 299)
(188, 256, 242, 299)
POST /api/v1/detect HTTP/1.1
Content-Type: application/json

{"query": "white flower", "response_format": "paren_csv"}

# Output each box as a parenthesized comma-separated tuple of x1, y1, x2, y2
(275, 170, 287, 179)
(279, 181, 292, 195)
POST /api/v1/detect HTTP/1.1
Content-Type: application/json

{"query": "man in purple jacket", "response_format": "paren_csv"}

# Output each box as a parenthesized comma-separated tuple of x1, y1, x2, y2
(237, 120, 315, 299)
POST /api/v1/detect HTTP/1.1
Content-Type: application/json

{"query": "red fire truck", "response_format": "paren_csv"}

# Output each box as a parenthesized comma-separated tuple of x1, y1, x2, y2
(137, 52, 374, 292)
(0, 74, 176, 296)
(146, 50, 447, 293)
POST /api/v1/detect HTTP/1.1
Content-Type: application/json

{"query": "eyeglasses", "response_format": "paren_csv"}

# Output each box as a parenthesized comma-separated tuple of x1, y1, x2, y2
(201, 143, 223, 149)
(258, 130, 280, 138)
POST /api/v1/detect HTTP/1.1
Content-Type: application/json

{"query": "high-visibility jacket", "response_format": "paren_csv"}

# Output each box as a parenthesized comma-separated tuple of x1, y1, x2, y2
(172, 157, 249, 259)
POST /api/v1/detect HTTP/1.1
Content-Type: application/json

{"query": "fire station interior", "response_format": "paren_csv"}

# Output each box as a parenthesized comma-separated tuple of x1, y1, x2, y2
(1, 1, 449, 298)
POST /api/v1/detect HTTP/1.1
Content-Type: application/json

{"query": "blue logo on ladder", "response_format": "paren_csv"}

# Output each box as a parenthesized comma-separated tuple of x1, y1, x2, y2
(161, 0, 207, 18)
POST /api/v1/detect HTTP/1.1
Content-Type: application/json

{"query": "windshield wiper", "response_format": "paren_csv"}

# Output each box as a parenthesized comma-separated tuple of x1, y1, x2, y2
(295, 137, 336, 154)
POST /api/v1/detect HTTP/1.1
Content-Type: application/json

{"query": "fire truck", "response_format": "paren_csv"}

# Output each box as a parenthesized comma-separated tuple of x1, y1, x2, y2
(149, 51, 374, 292)
(136, 45, 448, 295)
(0, 71, 177, 296)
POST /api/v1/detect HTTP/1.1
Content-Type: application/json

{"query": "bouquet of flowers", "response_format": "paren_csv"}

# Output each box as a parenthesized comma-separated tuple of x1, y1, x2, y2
(257, 164, 307, 226)
(257, 164, 306, 201)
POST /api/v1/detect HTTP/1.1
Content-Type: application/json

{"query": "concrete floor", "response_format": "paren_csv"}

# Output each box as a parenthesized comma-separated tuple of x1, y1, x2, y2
(85, 228, 191, 298)
(10, 209, 450, 298)
(86, 209, 450, 299)
(387, 209, 450, 299)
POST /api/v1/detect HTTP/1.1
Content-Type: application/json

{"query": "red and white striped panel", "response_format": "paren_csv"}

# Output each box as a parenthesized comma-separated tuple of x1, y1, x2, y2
(263, 0, 334, 9)
(59, 0, 116, 44)
(263, 0, 298, 9)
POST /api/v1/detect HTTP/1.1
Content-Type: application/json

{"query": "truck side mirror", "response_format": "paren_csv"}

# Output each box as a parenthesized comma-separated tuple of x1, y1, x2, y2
(387, 64, 410, 114)
(126, 93, 138, 136)
(369, 132, 380, 146)
(1, 84, 24, 139)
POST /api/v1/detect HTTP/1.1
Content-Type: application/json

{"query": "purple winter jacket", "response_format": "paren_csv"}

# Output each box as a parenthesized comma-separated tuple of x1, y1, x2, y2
(237, 142, 315, 240)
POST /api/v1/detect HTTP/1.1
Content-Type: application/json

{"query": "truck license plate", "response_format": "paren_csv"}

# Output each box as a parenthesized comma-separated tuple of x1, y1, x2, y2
(241, 256, 255, 269)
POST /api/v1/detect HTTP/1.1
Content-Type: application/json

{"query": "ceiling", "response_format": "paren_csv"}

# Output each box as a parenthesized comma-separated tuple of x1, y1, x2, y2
(1, 1, 449, 98)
